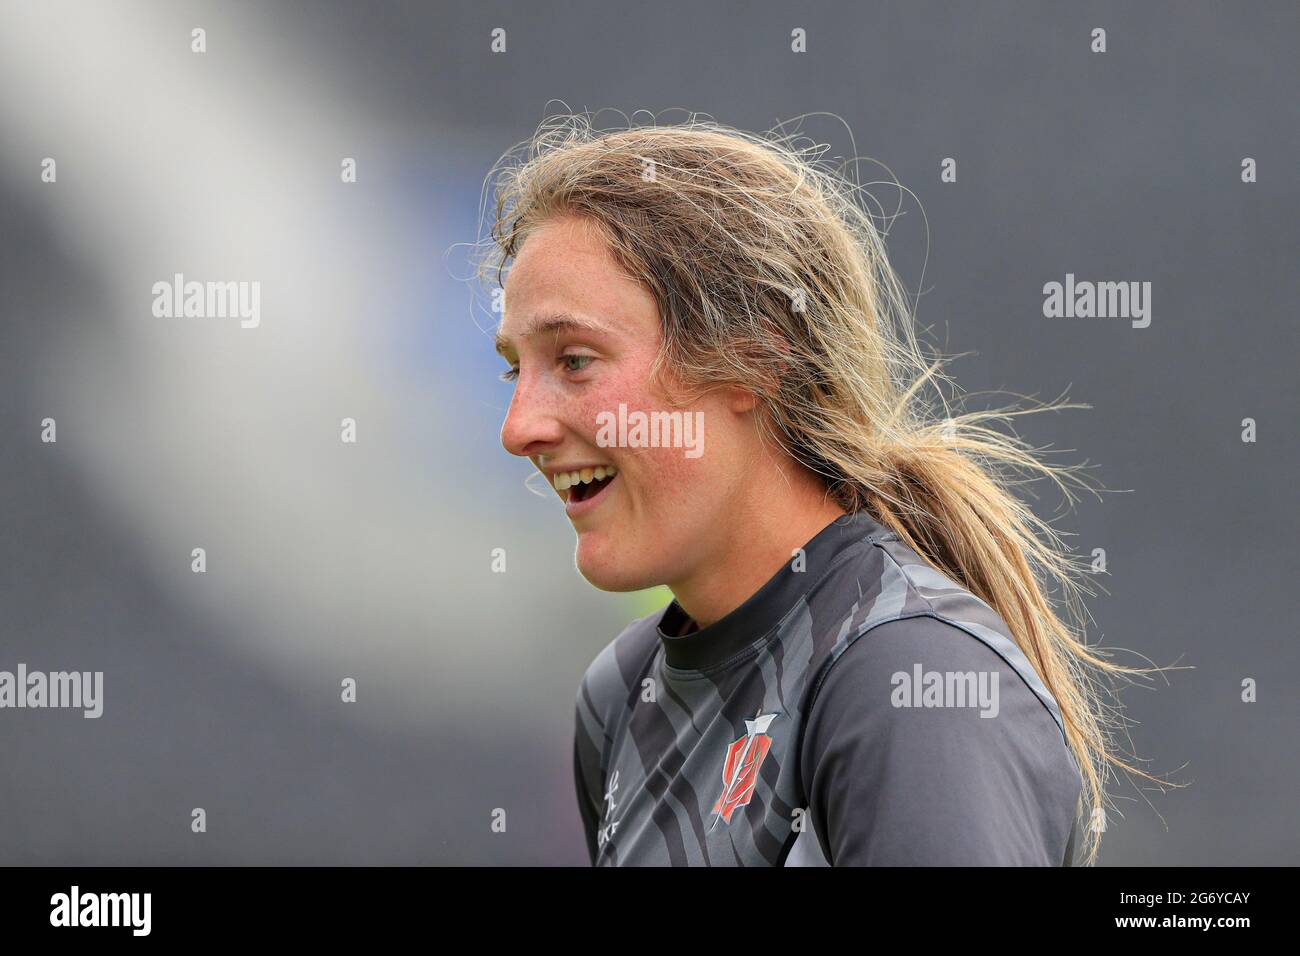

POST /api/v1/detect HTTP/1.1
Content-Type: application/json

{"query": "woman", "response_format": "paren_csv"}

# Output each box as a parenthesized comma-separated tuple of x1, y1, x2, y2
(483, 115, 1156, 866)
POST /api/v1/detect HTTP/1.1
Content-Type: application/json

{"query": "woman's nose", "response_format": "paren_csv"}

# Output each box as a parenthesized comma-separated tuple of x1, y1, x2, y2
(500, 373, 564, 458)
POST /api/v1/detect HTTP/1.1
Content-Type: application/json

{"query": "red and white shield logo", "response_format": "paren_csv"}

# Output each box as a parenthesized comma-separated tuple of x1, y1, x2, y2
(710, 710, 779, 830)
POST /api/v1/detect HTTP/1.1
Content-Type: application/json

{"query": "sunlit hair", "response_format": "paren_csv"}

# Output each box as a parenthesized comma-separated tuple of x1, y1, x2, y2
(476, 110, 1173, 864)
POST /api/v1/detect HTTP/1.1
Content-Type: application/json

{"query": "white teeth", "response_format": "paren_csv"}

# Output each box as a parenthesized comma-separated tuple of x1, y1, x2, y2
(550, 466, 618, 491)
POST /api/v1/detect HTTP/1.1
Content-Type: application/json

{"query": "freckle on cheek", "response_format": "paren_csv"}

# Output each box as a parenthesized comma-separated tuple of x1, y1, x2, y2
(576, 397, 608, 439)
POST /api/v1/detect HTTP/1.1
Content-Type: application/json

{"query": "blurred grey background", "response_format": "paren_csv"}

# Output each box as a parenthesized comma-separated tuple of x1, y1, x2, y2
(0, 0, 1295, 865)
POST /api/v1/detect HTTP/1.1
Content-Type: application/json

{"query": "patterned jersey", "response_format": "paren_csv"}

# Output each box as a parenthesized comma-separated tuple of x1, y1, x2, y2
(572, 510, 1083, 866)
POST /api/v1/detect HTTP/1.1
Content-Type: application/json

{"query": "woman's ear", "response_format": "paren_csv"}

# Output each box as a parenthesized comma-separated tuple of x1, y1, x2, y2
(723, 384, 760, 415)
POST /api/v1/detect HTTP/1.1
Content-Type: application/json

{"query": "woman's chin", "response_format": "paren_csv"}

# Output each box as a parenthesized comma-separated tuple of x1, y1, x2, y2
(574, 542, 655, 593)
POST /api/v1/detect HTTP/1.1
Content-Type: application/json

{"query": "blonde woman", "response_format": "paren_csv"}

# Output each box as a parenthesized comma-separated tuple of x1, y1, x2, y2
(485, 115, 1157, 866)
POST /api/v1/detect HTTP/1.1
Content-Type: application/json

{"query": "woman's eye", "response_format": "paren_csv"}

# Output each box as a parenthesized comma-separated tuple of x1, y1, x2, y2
(562, 354, 594, 373)
(499, 365, 519, 382)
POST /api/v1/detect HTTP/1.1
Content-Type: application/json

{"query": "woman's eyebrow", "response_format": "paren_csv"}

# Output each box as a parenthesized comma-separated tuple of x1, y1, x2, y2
(494, 312, 612, 356)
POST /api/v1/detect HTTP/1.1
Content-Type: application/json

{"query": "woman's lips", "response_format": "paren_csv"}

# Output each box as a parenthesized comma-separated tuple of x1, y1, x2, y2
(566, 472, 617, 519)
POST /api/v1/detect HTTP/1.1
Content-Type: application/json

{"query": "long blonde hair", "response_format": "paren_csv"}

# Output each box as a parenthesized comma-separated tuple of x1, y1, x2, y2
(477, 112, 1171, 864)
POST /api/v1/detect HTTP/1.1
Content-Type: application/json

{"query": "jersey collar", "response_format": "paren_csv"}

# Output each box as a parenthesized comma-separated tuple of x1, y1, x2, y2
(655, 510, 894, 671)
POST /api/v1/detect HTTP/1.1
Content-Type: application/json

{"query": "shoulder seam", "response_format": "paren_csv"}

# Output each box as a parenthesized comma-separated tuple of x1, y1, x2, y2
(807, 609, 1068, 745)
(874, 543, 1069, 742)
(795, 603, 1080, 844)
(803, 541, 1069, 746)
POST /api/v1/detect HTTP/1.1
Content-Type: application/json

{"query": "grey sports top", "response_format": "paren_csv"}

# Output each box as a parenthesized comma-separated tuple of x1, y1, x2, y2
(572, 509, 1083, 866)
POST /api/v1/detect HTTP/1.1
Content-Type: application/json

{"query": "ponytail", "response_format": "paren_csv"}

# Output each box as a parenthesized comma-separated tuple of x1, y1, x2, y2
(482, 113, 1178, 864)
(848, 401, 1172, 866)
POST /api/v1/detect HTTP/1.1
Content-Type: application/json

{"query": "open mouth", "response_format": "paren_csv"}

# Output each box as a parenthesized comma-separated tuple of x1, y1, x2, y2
(550, 466, 618, 508)
(569, 471, 616, 503)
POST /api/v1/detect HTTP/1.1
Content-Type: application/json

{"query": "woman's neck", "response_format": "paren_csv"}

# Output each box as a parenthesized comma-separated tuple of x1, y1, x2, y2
(667, 463, 846, 629)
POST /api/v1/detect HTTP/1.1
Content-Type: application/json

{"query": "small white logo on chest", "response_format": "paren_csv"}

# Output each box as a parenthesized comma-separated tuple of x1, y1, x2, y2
(597, 769, 621, 848)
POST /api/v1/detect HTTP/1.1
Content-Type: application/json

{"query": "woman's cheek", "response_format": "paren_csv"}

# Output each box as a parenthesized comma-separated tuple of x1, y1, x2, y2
(637, 447, 701, 516)
(571, 391, 611, 449)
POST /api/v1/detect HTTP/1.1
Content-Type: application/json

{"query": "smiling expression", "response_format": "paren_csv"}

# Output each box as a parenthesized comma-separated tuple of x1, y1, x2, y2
(496, 214, 758, 592)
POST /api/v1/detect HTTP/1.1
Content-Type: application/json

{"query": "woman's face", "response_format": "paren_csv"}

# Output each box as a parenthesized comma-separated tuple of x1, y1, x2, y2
(497, 214, 755, 592)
